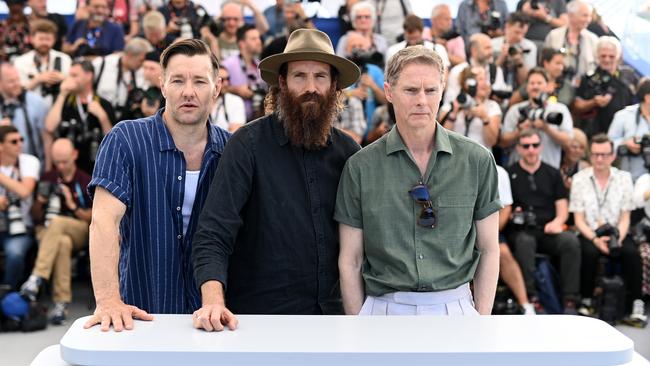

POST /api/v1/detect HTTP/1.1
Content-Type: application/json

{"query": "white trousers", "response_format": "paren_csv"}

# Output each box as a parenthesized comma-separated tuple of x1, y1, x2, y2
(359, 283, 479, 316)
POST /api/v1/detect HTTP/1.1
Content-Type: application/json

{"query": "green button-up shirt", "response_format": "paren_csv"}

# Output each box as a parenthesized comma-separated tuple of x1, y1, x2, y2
(334, 124, 501, 296)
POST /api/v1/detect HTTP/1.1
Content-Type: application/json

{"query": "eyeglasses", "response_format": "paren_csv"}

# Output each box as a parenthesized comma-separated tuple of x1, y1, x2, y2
(591, 152, 612, 159)
(6, 137, 23, 145)
(355, 15, 372, 20)
(409, 182, 436, 228)
(519, 142, 541, 150)
(220, 17, 241, 23)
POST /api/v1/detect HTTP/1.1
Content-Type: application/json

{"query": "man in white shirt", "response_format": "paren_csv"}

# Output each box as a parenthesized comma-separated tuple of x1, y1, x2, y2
(385, 14, 449, 71)
(569, 134, 645, 324)
(13, 19, 71, 108)
(92, 37, 152, 121)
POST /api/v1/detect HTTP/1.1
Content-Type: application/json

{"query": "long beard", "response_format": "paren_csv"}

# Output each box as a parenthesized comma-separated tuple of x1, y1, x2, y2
(277, 86, 339, 150)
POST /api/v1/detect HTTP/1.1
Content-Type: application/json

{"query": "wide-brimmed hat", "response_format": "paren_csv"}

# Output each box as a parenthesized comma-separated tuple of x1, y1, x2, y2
(258, 29, 360, 89)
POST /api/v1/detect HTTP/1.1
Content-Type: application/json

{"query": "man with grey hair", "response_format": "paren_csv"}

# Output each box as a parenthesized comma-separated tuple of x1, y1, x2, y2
(217, 0, 269, 60)
(336, 45, 501, 316)
(428, 4, 466, 67)
(335, 1, 388, 62)
(575, 36, 635, 138)
(141, 10, 175, 54)
(544, 0, 599, 85)
(92, 37, 153, 121)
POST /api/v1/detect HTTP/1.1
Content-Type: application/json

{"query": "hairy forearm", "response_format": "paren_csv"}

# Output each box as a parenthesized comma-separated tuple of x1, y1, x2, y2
(89, 211, 122, 303)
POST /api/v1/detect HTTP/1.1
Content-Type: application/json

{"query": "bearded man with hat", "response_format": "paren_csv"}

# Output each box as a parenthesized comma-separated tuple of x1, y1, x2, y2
(191, 29, 361, 331)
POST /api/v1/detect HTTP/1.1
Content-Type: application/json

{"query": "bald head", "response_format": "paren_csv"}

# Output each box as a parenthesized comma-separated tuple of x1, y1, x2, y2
(431, 4, 453, 34)
(0, 63, 22, 99)
(346, 31, 371, 54)
(52, 138, 78, 175)
(469, 33, 493, 65)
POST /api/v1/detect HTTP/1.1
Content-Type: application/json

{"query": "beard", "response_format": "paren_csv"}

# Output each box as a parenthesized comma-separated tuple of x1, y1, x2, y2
(277, 85, 339, 150)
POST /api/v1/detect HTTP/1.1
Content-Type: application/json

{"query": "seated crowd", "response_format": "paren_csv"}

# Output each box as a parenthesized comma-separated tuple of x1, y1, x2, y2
(0, 0, 647, 327)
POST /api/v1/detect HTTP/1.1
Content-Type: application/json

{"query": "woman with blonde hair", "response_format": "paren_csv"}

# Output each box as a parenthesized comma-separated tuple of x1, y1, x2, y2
(561, 128, 591, 190)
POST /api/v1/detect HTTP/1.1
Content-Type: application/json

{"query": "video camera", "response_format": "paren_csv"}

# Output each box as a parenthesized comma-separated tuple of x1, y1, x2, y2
(518, 93, 564, 125)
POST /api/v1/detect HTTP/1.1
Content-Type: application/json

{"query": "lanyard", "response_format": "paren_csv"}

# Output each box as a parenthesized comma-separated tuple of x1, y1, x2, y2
(563, 29, 581, 72)
(75, 94, 93, 124)
(590, 175, 611, 222)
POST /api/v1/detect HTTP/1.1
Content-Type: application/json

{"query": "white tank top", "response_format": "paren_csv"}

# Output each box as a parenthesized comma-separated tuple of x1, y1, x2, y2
(182, 170, 200, 235)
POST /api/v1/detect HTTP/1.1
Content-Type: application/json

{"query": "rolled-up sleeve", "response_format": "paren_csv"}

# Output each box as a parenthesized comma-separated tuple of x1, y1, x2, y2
(334, 156, 363, 229)
(474, 150, 502, 220)
(88, 125, 133, 206)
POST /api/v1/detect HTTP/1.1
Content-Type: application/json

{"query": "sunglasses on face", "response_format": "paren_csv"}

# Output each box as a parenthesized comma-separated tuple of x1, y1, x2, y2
(519, 142, 541, 150)
(6, 137, 23, 145)
(409, 183, 436, 228)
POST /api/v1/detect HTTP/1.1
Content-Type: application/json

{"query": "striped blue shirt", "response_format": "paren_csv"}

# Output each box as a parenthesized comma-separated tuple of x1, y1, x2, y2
(88, 109, 230, 314)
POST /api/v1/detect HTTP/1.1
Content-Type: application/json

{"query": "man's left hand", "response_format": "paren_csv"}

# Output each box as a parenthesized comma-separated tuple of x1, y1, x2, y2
(59, 184, 77, 210)
(88, 100, 108, 120)
(544, 221, 564, 234)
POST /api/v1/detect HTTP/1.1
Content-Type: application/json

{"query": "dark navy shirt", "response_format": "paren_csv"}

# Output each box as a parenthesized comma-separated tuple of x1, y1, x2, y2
(192, 113, 360, 315)
(66, 20, 125, 57)
(88, 109, 230, 314)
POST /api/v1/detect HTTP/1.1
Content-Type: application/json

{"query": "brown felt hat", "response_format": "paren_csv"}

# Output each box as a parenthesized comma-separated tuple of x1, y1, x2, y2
(258, 29, 360, 89)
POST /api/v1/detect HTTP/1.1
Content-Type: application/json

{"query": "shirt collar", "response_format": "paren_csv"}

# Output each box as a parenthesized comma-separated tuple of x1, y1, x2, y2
(385, 122, 453, 156)
(154, 108, 224, 154)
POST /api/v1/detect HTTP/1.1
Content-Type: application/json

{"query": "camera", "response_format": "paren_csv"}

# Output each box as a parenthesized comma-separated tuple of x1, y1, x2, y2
(457, 77, 478, 109)
(617, 134, 650, 169)
(478, 11, 502, 33)
(530, 0, 541, 10)
(594, 223, 620, 257)
(348, 48, 384, 69)
(0, 103, 18, 121)
(517, 93, 564, 125)
(5, 193, 26, 236)
(583, 69, 617, 98)
(40, 57, 62, 98)
(632, 217, 650, 244)
(120, 87, 147, 120)
(511, 208, 537, 229)
(439, 29, 461, 41)
(37, 181, 62, 199)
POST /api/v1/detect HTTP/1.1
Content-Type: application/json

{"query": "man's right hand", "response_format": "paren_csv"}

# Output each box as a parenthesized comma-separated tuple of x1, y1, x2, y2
(625, 138, 641, 155)
(192, 303, 238, 332)
(83, 298, 154, 332)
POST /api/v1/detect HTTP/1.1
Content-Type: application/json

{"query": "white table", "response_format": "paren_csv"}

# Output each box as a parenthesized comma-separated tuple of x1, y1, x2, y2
(29, 315, 649, 366)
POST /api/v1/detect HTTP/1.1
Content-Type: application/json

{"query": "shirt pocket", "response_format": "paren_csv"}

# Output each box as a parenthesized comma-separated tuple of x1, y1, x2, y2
(436, 195, 476, 241)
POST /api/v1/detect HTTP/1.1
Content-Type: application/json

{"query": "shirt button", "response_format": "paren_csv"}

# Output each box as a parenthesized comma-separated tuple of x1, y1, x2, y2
(177, 176, 182, 181)
(418, 254, 424, 260)
(177, 206, 181, 211)
(177, 235, 182, 240)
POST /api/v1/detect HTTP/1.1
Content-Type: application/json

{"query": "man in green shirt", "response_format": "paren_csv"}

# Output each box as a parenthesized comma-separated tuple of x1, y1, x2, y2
(335, 45, 501, 316)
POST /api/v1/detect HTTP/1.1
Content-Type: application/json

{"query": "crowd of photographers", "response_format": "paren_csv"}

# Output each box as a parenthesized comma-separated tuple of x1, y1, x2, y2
(0, 0, 648, 326)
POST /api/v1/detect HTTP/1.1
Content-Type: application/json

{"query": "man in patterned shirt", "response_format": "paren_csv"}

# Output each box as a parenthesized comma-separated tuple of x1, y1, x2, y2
(569, 133, 645, 324)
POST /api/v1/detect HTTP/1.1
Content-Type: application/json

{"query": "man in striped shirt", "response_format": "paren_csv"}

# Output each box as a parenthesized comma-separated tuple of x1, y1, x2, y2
(83, 39, 230, 332)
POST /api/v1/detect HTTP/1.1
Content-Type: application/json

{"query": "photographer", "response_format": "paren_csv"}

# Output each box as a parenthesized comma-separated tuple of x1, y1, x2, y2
(510, 48, 576, 107)
(633, 168, 650, 306)
(92, 37, 152, 121)
(386, 14, 450, 71)
(44, 60, 115, 174)
(506, 129, 580, 314)
(139, 51, 165, 119)
(13, 20, 72, 108)
(440, 66, 501, 149)
(343, 31, 386, 137)
(607, 78, 650, 181)
(543, 0, 598, 85)
(20, 138, 92, 325)
(210, 67, 246, 133)
(140, 10, 175, 54)
(0, 125, 40, 290)
(63, 0, 125, 58)
(215, 1, 269, 61)
(335, 2, 388, 65)
(456, 0, 509, 43)
(492, 12, 537, 89)
(222, 24, 266, 122)
(501, 67, 573, 168)
(444, 33, 509, 106)
(574, 36, 634, 138)
(427, 4, 466, 67)
(570, 134, 645, 323)
(518, 0, 568, 52)
(157, 0, 218, 54)
(0, 62, 48, 162)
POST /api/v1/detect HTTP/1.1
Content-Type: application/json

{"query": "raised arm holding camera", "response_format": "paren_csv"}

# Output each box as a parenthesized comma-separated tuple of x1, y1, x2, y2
(492, 12, 537, 89)
(501, 67, 573, 168)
